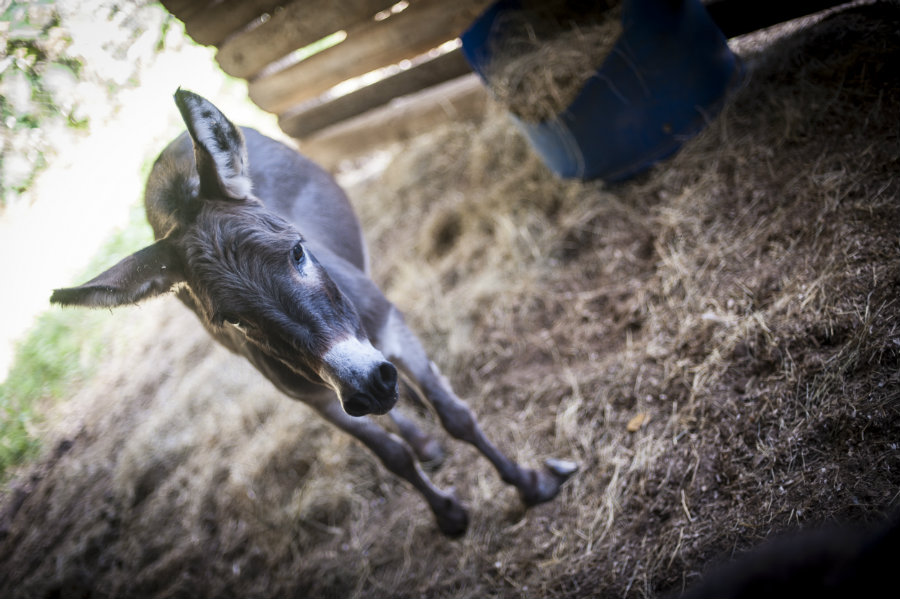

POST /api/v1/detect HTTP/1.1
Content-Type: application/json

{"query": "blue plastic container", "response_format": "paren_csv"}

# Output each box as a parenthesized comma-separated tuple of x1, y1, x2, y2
(460, 0, 742, 181)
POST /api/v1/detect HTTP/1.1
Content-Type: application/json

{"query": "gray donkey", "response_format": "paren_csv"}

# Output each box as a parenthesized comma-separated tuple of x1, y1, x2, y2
(51, 90, 576, 536)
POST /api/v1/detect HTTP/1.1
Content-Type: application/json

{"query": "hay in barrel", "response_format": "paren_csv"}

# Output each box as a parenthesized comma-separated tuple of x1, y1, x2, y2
(482, 0, 623, 122)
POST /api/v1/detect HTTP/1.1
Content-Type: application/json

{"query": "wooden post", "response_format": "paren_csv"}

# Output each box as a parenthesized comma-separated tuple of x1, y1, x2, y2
(300, 74, 488, 169)
(159, 0, 213, 22)
(216, 0, 395, 80)
(279, 48, 472, 139)
(184, 0, 288, 47)
(248, 0, 492, 114)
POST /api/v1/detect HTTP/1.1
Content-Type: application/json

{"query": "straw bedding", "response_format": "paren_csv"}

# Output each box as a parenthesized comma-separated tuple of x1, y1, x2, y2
(1, 3, 898, 597)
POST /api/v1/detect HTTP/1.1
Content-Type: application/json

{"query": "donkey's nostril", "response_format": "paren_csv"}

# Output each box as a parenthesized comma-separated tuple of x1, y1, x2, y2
(344, 393, 374, 417)
(374, 361, 398, 395)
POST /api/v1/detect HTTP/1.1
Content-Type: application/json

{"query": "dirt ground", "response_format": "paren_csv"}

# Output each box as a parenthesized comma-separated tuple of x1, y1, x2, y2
(1, 2, 899, 597)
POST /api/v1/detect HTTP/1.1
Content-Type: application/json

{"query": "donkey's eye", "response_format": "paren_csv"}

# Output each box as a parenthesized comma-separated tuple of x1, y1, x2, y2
(291, 242, 305, 266)
(223, 315, 243, 329)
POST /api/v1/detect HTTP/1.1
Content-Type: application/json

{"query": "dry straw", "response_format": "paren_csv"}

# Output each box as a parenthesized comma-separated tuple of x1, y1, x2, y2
(2, 3, 899, 598)
(482, 0, 623, 122)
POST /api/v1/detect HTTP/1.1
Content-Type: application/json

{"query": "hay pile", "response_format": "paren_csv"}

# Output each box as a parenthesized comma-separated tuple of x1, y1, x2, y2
(2, 3, 899, 597)
(480, 0, 622, 122)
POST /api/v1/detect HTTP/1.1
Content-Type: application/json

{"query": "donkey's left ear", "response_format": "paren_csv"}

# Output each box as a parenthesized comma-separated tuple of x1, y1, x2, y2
(174, 88, 251, 200)
(50, 238, 185, 308)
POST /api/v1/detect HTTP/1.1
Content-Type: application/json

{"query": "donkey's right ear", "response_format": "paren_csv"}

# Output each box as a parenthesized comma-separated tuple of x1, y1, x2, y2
(50, 239, 184, 308)
(173, 88, 251, 201)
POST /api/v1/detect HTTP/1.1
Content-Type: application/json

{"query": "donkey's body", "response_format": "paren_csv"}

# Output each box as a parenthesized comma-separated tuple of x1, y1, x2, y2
(52, 91, 575, 536)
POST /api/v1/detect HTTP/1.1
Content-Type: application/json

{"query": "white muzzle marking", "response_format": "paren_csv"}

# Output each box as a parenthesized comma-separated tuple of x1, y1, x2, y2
(322, 336, 386, 389)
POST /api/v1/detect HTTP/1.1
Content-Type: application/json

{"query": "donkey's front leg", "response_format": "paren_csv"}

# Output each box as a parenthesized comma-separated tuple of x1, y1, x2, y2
(307, 392, 468, 536)
(378, 309, 577, 506)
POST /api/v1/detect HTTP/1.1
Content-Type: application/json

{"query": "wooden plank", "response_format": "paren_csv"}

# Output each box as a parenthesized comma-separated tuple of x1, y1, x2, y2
(216, 0, 395, 80)
(160, 0, 213, 22)
(300, 73, 488, 170)
(249, 0, 493, 114)
(184, 0, 288, 47)
(279, 48, 471, 139)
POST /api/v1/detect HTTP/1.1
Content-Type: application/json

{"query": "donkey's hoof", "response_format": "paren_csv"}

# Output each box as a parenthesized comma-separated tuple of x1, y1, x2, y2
(437, 509, 469, 538)
(545, 457, 579, 479)
(434, 492, 469, 538)
(520, 459, 579, 507)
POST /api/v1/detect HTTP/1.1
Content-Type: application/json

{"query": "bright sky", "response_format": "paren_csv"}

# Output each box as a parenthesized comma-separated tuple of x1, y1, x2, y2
(0, 1, 280, 380)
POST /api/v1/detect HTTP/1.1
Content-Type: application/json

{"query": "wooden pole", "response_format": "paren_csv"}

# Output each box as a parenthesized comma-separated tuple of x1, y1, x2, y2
(216, 0, 395, 80)
(248, 0, 492, 114)
(279, 48, 472, 139)
(184, 0, 288, 47)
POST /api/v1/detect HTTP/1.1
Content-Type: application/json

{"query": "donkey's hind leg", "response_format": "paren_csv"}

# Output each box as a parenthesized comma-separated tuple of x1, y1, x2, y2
(378, 308, 577, 506)
(307, 391, 468, 536)
(389, 407, 445, 467)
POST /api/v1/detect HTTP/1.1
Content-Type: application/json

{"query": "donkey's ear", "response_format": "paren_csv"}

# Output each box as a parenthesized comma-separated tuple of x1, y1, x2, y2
(173, 88, 251, 200)
(50, 239, 184, 308)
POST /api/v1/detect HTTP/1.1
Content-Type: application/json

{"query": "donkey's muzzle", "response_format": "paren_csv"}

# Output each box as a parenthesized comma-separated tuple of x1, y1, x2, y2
(343, 361, 399, 417)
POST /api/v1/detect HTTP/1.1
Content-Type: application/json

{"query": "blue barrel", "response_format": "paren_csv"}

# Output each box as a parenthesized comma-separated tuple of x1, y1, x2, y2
(461, 0, 742, 181)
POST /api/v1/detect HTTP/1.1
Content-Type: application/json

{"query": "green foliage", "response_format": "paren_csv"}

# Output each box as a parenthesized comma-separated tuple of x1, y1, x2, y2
(0, 309, 106, 476)
(1, 1, 79, 204)
(0, 202, 153, 480)
(0, 1, 175, 208)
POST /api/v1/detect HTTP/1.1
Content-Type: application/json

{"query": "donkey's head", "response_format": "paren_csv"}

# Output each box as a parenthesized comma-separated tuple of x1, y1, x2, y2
(50, 89, 398, 417)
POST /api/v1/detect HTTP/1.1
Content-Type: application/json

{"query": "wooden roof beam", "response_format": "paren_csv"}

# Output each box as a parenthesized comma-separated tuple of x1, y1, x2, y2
(279, 47, 471, 139)
(248, 0, 492, 114)
(159, 0, 215, 23)
(216, 0, 396, 80)
(184, 0, 289, 47)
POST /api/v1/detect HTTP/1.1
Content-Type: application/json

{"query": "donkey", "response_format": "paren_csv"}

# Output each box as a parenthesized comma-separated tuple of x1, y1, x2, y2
(51, 90, 576, 536)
